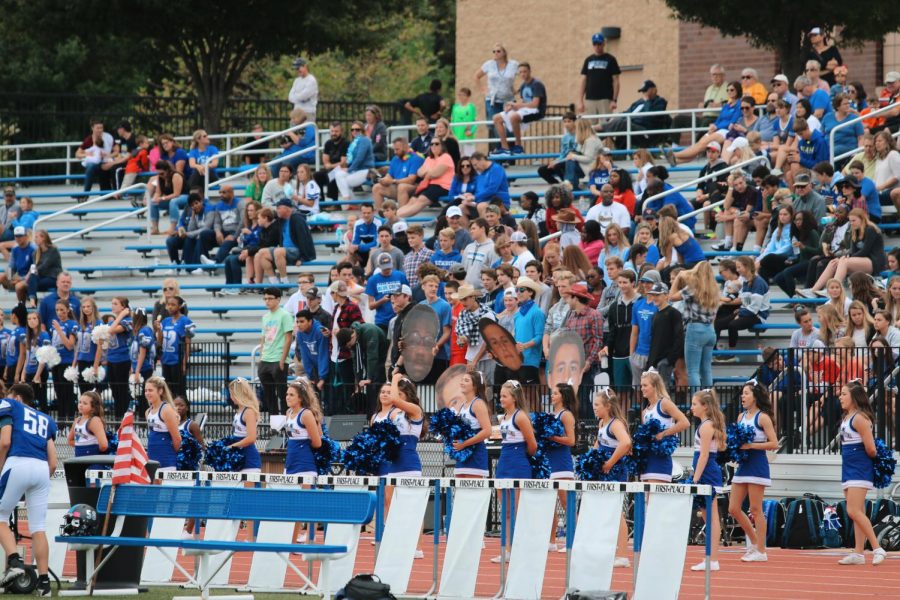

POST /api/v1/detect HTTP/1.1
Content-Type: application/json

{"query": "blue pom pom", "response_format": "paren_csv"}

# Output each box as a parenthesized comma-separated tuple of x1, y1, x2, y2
(429, 408, 477, 463)
(342, 420, 402, 475)
(105, 431, 119, 455)
(313, 424, 343, 475)
(176, 434, 203, 471)
(576, 447, 636, 482)
(531, 412, 564, 448)
(633, 418, 679, 473)
(874, 438, 897, 489)
(205, 436, 246, 472)
(722, 423, 757, 466)
(529, 446, 551, 479)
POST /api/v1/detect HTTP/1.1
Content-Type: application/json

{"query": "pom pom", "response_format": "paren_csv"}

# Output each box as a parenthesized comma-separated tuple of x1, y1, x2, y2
(313, 425, 343, 475)
(531, 412, 564, 449)
(576, 447, 636, 482)
(721, 423, 757, 466)
(176, 434, 204, 471)
(429, 408, 476, 463)
(342, 420, 402, 475)
(105, 431, 119, 455)
(63, 365, 80, 383)
(91, 325, 111, 348)
(204, 436, 246, 472)
(874, 438, 897, 489)
(82, 366, 106, 383)
(632, 418, 679, 473)
(35, 345, 61, 367)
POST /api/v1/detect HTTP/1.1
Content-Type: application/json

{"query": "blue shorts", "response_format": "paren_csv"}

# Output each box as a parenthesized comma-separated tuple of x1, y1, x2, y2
(496, 442, 533, 479)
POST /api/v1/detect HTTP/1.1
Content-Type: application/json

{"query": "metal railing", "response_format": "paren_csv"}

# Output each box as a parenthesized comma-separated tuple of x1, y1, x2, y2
(34, 182, 147, 228)
(54, 204, 148, 243)
(829, 101, 900, 163)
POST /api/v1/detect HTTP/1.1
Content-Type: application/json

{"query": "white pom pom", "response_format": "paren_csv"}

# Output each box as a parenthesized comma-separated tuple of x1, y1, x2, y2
(63, 366, 80, 383)
(81, 366, 107, 383)
(35, 345, 61, 368)
(90, 325, 112, 347)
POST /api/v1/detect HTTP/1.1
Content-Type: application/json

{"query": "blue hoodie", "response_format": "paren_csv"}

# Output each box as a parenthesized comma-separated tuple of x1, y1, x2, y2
(798, 129, 830, 169)
(295, 324, 330, 381)
(474, 162, 510, 207)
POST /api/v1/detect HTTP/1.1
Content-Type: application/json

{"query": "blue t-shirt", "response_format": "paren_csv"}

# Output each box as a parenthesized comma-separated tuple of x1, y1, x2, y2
(39, 292, 81, 337)
(76, 320, 100, 362)
(0, 398, 57, 460)
(822, 113, 864, 157)
(859, 177, 881, 219)
(808, 89, 832, 116)
(519, 78, 547, 117)
(352, 220, 379, 253)
(630, 297, 658, 356)
(0, 328, 9, 368)
(188, 145, 219, 168)
(281, 218, 296, 250)
(6, 326, 24, 367)
(130, 325, 157, 373)
(420, 297, 452, 360)
(160, 148, 189, 171)
(107, 316, 133, 363)
(365, 271, 409, 326)
(24, 332, 51, 374)
(50, 319, 79, 364)
(430, 249, 462, 271)
(160, 315, 196, 365)
(388, 153, 424, 180)
(589, 168, 610, 189)
(9, 243, 35, 277)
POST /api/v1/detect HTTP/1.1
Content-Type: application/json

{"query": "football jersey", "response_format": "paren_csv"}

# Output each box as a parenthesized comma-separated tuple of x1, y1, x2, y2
(160, 316, 196, 365)
(0, 398, 58, 460)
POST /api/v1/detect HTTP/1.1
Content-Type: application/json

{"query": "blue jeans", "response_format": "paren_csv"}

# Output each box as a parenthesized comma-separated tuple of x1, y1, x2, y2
(485, 99, 506, 144)
(150, 194, 188, 225)
(224, 254, 243, 284)
(167, 230, 215, 266)
(83, 163, 103, 192)
(27, 276, 56, 301)
(563, 160, 585, 189)
(214, 238, 238, 264)
(684, 322, 716, 388)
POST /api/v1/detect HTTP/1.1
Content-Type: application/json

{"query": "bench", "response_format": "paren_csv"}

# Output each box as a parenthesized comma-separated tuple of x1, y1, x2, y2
(57, 483, 376, 598)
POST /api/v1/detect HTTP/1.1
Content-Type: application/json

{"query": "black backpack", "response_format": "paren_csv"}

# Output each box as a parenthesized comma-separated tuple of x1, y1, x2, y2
(337, 574, 395, 600)
(835, 499, 871, 548)
(762, 499, 786, 548)
(782, 494, 825, 549)
(869, 498, 898, 523)
(874, 516, 900, 552)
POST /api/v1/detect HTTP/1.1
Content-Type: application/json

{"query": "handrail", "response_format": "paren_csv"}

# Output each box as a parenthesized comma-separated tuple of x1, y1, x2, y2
(833, 128, 900, 163)
(204, 122, 317, 197)
(829, 101, 900, 163)
(206, 144, 317, 197)
(54, 205, 148, 243)
(34, 183, 147, 227)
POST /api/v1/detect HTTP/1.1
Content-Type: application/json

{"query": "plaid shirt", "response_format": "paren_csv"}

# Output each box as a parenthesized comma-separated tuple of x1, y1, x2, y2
(562, 306, 604, 366)
(680, 287, 715, 325)
(331, 300, 363, 361)
(403, 245, 434, 288)
(456, 304, 492, 348)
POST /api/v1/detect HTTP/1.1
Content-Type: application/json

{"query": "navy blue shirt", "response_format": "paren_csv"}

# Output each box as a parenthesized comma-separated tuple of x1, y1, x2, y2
(0, 398, 57, 460)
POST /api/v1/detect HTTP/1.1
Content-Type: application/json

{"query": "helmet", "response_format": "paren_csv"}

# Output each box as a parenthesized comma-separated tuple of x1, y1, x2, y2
(60, 504, 99, 537)
(591, 32, 605, 45)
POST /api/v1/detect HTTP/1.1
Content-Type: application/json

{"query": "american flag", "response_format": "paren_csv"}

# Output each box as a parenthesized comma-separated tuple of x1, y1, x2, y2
(111, 410, 151, 484)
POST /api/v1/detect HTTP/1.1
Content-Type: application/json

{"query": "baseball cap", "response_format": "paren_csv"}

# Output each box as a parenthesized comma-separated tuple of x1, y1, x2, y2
(510, 231, 528, 243)
(391, 284, 412, 296)
(885, 71, 900, 84)
(275, 198, 293, 208)
(840, 175, 861, 189)
(3, 187, 15, 195)
(328, 281, 349, 297)
(639, 270, 661, 284)
(377, 253, 393, 269)
(642, 208, 658, 221)
(446, 206, 463, 218)
(706, 141, 722, 151)
(392, 221, 408, 234)
(591, 32, 605, 45)
(449, 264, 467, 277)
(638, 80, 657, 92)
(292, 57, 307, 68)
(808, 27, 822, 36)
(13, 226, 26, 237)
(647, 282, 670, 295)
(304, 287, 322, 300)
(771, 74, 790, 85)
(793, 173, 811, 187)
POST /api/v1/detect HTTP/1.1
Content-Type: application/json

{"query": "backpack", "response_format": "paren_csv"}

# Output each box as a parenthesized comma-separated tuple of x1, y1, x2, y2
(874, 516, 900, 552)
(821, 505, 843, 548)
(869, 498, 898, 523)
(835, 499, 872, 548)
(762, 499, 786, 548)
(782, 494, 825, 549)
(337, 574, 395, 600)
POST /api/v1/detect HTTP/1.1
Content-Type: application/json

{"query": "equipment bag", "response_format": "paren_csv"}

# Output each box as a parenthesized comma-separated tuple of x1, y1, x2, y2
(762, 499, 786, 548)
(874, 515, 900, 552)
(837, 499, 874, 548)
(821, 504, 842, 548)
(337, 574, 396, 600)
(869, 498, 898, 523)
(782, 494, 825, 549)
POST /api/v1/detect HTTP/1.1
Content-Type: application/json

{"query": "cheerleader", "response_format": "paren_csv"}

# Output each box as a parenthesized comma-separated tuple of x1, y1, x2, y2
(0, 311, 9, 387)
(49, 300, 79, 420)
(491, 380, 538, 563)
(450, 371, 491, 478)
(174, 395, 205, 450)
(228, 378, 262, 473)
(130, 309, 156, 399)
(145, 376, 182, 471)
(728, 380, 778, 563)
(548, 383, 577, 552)
(107, 297, 134, 418)
(638, 369, 689, 483)
(593, 388, 633, 568)
(75, 297, 103, 394)
(67, 391, 109, 457)
(4, 305, 26, 388)
(283, 380, 323, 543)
(156, 296, 195, 399)
(689, 389, 726, 572)
(18, 311, 50, 411)
(837, 380, 886, 565)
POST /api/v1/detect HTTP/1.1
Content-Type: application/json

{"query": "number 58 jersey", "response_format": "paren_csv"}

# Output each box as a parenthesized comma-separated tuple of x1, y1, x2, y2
(0, 398, 58, 461)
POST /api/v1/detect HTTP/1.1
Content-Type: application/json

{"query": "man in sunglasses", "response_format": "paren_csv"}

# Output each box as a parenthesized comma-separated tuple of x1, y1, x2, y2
(490, 63, 547, 156)
(0, 188, 19, 243)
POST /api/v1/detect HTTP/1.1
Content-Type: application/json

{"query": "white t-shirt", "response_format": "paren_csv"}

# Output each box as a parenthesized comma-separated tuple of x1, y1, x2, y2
(284, 290, 307, 317)
(586, 201, 631, 234)
(481, 59, 519, 104)
(297, 180, 321, 215)
(512, 248, 536, 273)
(874, 150, 900, 190)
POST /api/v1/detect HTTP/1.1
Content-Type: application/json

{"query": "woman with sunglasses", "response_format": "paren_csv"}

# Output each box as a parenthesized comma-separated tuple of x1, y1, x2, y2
(397, 139, 454, 218)
(187, 129, 219, 189)
(333, 121, 374, 204)
(728, 379, 778, 563)
(666, 81, 743, 164)
(474, 44, 519, 134)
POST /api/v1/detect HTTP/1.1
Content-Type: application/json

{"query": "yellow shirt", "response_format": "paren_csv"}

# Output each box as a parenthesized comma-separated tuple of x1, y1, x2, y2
(745, 82, 768, 105)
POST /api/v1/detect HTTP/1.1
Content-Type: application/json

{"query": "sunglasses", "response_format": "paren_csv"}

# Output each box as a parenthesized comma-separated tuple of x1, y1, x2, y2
(516, 287, 530, 293)
(492, 49, 503, 54)
(163, 287, 174, 291)
(741, 75, 752, 79)
(741, 106, 753, 111)
(350, 128, 362, 132)
(430, 142, 441, 147)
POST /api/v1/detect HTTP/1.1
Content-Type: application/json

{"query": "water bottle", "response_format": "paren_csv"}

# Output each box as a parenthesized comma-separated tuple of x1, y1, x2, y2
(335, 225, 345, 247)
(578, 195, 589, 215)
(600, 354, 608, 370)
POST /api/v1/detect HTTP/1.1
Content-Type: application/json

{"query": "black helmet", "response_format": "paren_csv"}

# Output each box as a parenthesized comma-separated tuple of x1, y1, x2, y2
(60, 504, 99, 537)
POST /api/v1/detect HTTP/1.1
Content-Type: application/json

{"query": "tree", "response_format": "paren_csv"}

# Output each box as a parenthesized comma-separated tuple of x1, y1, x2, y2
(664, 1, 900, 79)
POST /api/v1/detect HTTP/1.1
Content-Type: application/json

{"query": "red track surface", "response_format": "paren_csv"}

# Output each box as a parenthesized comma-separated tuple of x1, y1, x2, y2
(47, 528, 897, 599)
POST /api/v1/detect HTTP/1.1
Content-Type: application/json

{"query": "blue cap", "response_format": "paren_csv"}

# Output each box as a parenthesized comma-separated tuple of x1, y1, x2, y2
(592, 32, 605, 45)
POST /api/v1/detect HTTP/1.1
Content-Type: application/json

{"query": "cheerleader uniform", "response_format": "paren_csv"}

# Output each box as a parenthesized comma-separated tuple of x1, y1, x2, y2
(548, 408, 574, 479)
(284, 408, 317, 477)
(452, 398, 489, 477)
(147, 403, 177, 470)
(840, 413, 874, 490)
(496, 410, 533, 479)
(233, 408, 262, 473)
(374, 408, 423, 477)
(640, 402, 676, 482)
(597, 418, 627, 481)
(73, 416, 101, 457)
(731, 411, 771, 486)
(691, 420, 724, 492)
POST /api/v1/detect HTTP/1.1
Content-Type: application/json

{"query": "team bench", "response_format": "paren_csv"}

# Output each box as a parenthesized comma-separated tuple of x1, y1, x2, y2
(57, 483, 376, 598)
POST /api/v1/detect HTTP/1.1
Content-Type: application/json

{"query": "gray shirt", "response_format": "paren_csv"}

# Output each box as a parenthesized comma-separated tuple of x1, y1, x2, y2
(0, 201, 19, 230)
(793, 190, 826, 225)
(462, 240, 498, 291)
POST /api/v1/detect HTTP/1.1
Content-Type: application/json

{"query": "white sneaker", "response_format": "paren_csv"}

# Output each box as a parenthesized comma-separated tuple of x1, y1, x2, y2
(691, 560, 720, 571)
(295, 533, 307, 543)
(557, 545, 567, 553)
(613, 557, 631, 568)
(490, 555, 503, 564)
(414, 549, 425, 559)
(838, 553, 865, 565)
(741, 548, 767, 562)
(740, 545, 757, 561)
(547, 544, 558, 552)
(190, 268, 205, 276)
(180, 529, 194, 540)
(873, 547, 886, 565)
(160, 269, 175, 276)
(199, 255, 214, 265)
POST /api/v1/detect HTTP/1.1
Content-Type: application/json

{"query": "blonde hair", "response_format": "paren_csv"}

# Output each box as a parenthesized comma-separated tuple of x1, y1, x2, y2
(825, 278, 848, 316)
(633, 148, 654, 167)
(847, 300, 875, 342)
(596, 388, 626, 423)
(692, 389, 726, 448)
(288, 380, 323, 423)
(439, 227, 455, 240)
(161, 278, 180, 296)
(816, 303, 846, 346)
(683, 262, 720, 311)
(574, 118, 595, 146)
(79, 296, 99, 329)
(657, 215, 679, 259)
(640, 370, 670, 408)
(501, 380, 528, 411)
(190, 129, 208, 150)
(229, 379, 261, 418)
(421, 274, 441, 286)
(145, 376, 175, 409)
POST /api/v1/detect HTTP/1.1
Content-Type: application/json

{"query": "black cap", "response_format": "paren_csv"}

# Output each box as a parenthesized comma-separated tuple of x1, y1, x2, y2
(638, 80, 657, 92)
(840, 175, 861, 189)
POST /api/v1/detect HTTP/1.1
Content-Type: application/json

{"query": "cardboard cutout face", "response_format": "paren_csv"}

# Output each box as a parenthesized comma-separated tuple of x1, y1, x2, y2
(480, 318, 522, 371)
(401, 304, 441, 382)
(548, 330, 586, 394)
(435, 364, 468, 409)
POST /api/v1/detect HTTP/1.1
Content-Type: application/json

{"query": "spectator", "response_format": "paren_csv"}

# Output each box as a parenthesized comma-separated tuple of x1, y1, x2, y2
(604, 268, 638, 388)
(513, 276, 546, 386)
(431, 227, 463, 272)
(848, 272, 881, 316)
(563, 283, 604, 408)
(0, 227, 35, 301)
(444, 206, 473, 250)
(462, 219, 498, 292)
(538, 112, 578, 185)
(847, 300, 875, 347)
(610, 168, 636, 217)
(578, 32, 620, 116)
(578, 220, 605, 265)
(757, 206, 797, 280)
(451, 87, 478, 156)
(646, 282, 682, 385)
(598, 80, 669, 150)
(119, 133, 150, 191)
(714, 256, 770, 359)
(38, 271, 80, 334)
(641, 167, 696, 230)
(588, 148, 615, 199)
(876, 71, 900, 133)
(873, 311, 900, 360)
(629, 270, 660, 382)
(314, 122, 350, 201)
(409, 118, 433, 156)
(444, 280, 467, 366)
(396, 139, 454, 218)
(449, 159, 479, 215)
(21, 229, 61, 307)
(721, 96, 774, 152)
(768, 99, 796, 166)
(294, 309, 329, 390)
(562, 119, 603, 189)
(803, 60, 832, 94)
(404, 79, 446, 124)
(434, 118, 461, 168)
(671, 262, 720, 388)
(586, 184, 630, 236)
(222, 200, 262, 290)
(199, 184, 241, 267)
(0, 187, 19, 243)
(364, 105, 389, 163)
(490, 63, 547, 156)
(796, 76, 832, 120)
(805, 27, 843, 86)
(839, 172, 879, 223)
(149, 159, 187, 237)
(187, 129, 219, 189)
(6, 196, 38, 242)
(542, 269, 575, 353)
(259, 287, 294, 414)
(166, 192, 216, 274)
(105, 120, 138, 189)
(364, 225, 404, 275)
(739, 68, 767, 104)
(348, 204, 379, 266)
(873, 130, 900, 210)
(657, 215, 705, 281)
(334, 121, 374, 203)
(372, 138, 423, 212)
(805, 209, 885, 295)
(519, 191, 548, 238)
(284, 272, 316, 316)
(244, 164, 269, 204)
(262, 164, 295, 208)
(293, 163, 321, 217)
(596, 223, 628, 282)
(553, 208, 584, 250)
(256, 199, 316, 284)
(366, 253, 409, 333)
(288, 58, 318, 121)
(692, 141, 728, 229)
(402, 224, 434, 289)
(304, 287, 332, 329)
(241, 124, 269, 166)
(454, 283, 494, 374)
(699, 64, 729, 125)
(418, 273, 452, 383)
(816, 303, 846, 347)
(510, 231, 536, 273)
(789, 307, 821, 348)
(625, 224, 660, 266)
(274, 110, 316, 175)
(712, 170, 762, 252)
(822, 94, 863, 164)
(75, 119, 114, 193)
(791, 171, 827, 224)
(460, 152, 510, 218)
(475, 43, 519, 138)
(667, 82, 741, 163)
(337, 322, 388, 412)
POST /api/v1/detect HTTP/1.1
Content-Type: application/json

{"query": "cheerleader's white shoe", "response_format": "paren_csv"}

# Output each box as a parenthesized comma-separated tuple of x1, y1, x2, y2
(872, 548, 886, 565)
(691, 560, 719, 571)
(742, 549, 768, 562)
(613, 557, 630, 568)
(838, 553, 865, 565)
(547, 544, 559, 552)
(414, 549, 425, 559)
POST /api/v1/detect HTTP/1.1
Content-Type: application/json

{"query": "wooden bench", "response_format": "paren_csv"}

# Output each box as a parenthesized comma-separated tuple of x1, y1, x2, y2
(57, 483, 376, 598)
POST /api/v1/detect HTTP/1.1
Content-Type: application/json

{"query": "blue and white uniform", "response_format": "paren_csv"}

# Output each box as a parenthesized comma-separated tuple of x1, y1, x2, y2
(0, 327, 10, 373)
(24, 332, 51, 376)
(640, 401, 676, 482)
(691, 420, 724, 492)
(496, 409, 533, 479)
(233, 408, 262, 473)
(51, 319, 79, 365)
(548, 408, 574, 479)
(130, 325, 156, 376)
(106, 316, 133, 365)
(452, 398, 489, 477)
(597, 418, 628, 482)
(731, 411, 771, 486)
(0, 398, 58, 532)
(76, 320, 101, 364)
(840, 412, 874, 490)
(4, 326, 24, 379)
(284, 408, 317, 477)
(73, 415, 102, 457)
(374, 407, 423, 476)
(147, 402, 178, 470)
